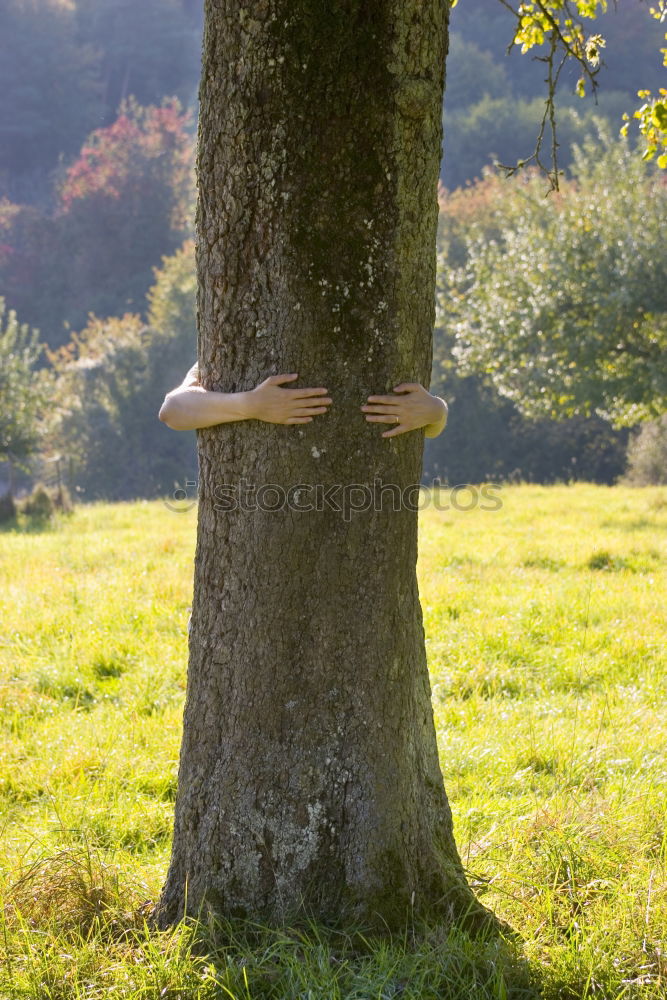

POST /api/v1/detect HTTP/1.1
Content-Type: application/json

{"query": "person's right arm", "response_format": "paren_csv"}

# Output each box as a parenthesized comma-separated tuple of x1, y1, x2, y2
(158, 366, 332, 431)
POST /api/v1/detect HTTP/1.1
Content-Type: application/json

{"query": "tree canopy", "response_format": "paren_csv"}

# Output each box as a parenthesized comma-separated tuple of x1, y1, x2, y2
(0, 298, 50, 486)
(437, 125, 667, 427)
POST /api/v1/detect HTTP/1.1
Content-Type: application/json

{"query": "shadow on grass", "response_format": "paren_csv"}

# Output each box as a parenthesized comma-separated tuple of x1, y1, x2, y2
(1, 841, 547, 999)
(146, 905, 542, 999)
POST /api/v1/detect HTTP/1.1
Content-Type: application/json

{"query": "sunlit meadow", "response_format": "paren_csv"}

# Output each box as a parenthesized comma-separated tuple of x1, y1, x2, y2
(1, 484, 665, 999)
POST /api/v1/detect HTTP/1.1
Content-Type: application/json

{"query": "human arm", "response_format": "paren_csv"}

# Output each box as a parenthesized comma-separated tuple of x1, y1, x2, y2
(361, 382, 448, 439)
(158, 367, 331, 431)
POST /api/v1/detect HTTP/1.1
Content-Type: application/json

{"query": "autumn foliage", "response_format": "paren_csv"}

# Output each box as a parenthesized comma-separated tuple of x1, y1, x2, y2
(58, 97, 192, 223)
(0, 98, 194, 348)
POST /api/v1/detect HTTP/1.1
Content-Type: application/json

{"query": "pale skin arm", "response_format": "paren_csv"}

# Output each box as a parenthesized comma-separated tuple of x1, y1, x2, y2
(158, 365, 332, 431)
(361, 382, 448, 439)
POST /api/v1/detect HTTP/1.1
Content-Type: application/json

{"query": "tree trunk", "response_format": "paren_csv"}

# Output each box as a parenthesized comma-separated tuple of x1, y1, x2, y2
(154, 0, 486, 931)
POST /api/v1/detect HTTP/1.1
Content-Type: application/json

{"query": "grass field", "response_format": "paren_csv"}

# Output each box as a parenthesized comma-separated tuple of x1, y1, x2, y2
(0, 484, 665, 999)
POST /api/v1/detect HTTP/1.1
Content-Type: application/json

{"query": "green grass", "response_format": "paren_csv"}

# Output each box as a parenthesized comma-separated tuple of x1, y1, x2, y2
(0, 484, 665, 999)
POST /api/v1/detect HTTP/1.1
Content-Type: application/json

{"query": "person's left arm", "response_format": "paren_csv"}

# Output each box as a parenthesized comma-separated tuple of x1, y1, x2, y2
(361, 382, 448, 439)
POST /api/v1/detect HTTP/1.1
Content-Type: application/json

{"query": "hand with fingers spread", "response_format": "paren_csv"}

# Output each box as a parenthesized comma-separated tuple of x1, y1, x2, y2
(361, 382, 448, 439)
(247, 373, 331, 425)
(158, 363, 331, 431)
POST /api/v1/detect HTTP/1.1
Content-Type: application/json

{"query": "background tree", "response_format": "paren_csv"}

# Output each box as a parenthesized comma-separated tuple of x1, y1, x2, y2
(440, 125, 667, 428)
(422, 369, 630, 485)
(0, 298, 50, 500)
(427, 151, 632, 486)
(440, 86, 631, 190)
(146, 238, 197, 356)
(0, 199, 67, 348)
(54, 97, 195, 345)
(620, 413, 667, 485)
(0, 99, 196, 350)
(45, 240, 199, 500)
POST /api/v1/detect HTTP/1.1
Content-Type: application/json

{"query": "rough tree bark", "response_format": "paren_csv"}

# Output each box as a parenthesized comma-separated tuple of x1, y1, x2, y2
(154, 0, 489, 931)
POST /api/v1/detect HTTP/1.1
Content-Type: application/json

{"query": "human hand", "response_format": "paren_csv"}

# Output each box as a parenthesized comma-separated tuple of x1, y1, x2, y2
(247, 373, 332, 424)
(361, 382, 448, 438)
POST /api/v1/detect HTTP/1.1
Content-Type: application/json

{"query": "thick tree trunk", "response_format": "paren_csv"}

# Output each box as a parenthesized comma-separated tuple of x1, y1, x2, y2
(155, 0, 486, 930)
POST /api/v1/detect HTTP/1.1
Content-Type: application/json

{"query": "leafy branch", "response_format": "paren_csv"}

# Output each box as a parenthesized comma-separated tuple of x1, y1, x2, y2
(449, 0, 666, 189)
